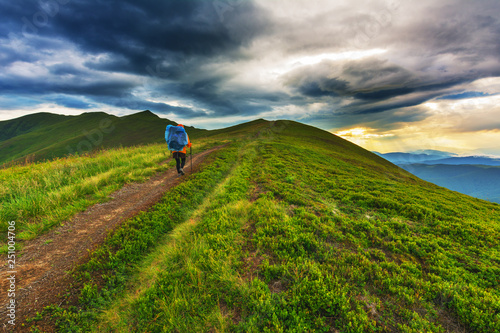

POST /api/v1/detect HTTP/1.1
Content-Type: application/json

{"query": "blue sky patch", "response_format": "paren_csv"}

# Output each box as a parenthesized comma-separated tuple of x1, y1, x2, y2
(438, 91, 493, 100)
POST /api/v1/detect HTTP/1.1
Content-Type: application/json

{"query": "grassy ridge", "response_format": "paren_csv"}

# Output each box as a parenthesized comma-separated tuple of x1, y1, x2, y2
(0, 112, 69, 142)
(0, 111, 209, 166)
(0, 137, 224, 252)
(27, 120, 500, 332)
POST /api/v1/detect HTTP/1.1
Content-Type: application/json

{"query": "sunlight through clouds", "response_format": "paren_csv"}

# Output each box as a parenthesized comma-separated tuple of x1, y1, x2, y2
(287, 49, 387, 66)
(0, 0, 499, 154)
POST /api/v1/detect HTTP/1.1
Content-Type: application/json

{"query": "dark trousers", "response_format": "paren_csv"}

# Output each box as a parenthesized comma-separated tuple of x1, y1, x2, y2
(173, 152, 186, 173)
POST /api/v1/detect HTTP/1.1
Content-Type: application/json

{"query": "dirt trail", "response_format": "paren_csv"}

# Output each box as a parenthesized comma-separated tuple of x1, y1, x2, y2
(0, 145, 224, 331)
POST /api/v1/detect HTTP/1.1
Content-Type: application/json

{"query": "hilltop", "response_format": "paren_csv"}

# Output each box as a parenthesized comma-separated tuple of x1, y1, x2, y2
(1, 119, 498, 332)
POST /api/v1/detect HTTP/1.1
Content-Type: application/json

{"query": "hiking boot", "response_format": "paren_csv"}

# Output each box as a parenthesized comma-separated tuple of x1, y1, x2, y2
(180, 168, 185, 175)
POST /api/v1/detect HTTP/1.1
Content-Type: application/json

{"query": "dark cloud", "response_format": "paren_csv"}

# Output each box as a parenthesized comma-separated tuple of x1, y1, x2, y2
(41, 0, 270, 76)
(0, 0, 276, 120)
(1, 0, 500, 134)
(298, 77, 349, 97)
(284, 58, 420, 102)
(108, 97, 208, 118)
(0, 2, 31, 38)
(353, 87, 415, 101)
(48, 63, 86, 76)
(342, 60, 414, 87)
(306, 104, 431, 133)
(352, 91, 444, 116)
(0, 73, 137, 98)
(56, 80, 138, 98)
(283, 50, 500, 123)
(283, 62, 350, 97)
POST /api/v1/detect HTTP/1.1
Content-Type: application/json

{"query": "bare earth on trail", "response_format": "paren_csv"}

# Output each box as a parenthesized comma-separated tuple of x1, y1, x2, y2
(0, 145, 223, 331)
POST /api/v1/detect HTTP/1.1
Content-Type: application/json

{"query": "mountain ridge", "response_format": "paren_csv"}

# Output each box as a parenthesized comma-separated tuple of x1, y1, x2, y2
(376, 151, 500, 165)
(0, 110, 210, 166)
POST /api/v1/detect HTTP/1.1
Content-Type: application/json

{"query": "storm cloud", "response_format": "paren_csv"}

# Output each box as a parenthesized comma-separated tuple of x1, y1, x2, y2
(1, 0, 500, 152)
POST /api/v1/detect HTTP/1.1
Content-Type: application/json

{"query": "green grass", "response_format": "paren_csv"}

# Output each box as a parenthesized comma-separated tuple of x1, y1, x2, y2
(238, 135, 499, 332)
(17, 120, 500, 332)
(0, 137, 224, 252)
(94, 143, 254, 331)
(30, 141, 242, 331)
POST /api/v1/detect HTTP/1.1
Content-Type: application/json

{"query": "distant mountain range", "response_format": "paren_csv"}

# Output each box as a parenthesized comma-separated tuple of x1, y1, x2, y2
(375, 151, 500, 203)
(398, 164, 500, 204)
(374, 151, 500, 166)
(418, 156, 500, 166)
(373, 151, 455, 164)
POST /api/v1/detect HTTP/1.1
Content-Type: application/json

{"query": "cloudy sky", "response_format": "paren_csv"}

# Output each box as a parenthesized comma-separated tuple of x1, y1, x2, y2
(1, 0, 500, 154)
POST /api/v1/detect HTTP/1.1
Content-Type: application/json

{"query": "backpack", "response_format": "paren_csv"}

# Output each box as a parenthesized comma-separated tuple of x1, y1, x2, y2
(165, 125, 188, 151)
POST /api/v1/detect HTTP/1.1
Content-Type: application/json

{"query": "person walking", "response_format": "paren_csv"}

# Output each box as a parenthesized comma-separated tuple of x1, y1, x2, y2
(172, 124, 192, 175)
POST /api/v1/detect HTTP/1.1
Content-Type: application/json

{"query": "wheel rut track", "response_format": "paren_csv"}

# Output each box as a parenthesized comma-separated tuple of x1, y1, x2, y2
(0, 145, 226, 331)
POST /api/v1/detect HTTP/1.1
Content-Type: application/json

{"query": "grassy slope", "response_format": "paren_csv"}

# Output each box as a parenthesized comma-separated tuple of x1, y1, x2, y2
(0, 112, 70, 142)
(27, 120, 499, 332)
(0, 111, 209, 166)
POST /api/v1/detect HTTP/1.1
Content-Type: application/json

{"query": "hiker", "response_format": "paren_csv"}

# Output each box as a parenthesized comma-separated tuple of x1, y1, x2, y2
(171, 124, 191, 175)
